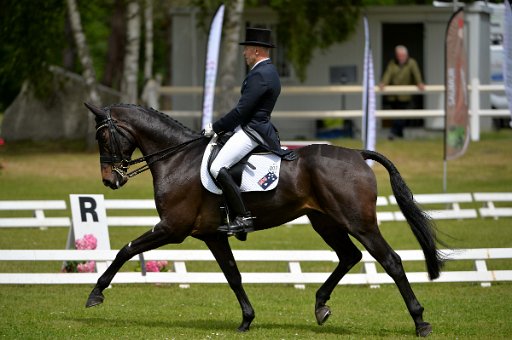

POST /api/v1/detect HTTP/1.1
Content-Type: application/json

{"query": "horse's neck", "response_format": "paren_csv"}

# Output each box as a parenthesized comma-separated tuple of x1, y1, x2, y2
(132, 114, 197, 156)
(127, 111, 204, 190)
(146, 135, 206, 200)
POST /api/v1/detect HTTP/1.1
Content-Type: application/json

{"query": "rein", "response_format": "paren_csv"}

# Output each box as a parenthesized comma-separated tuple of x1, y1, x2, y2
(123, 137, 203, 178)
(96, 110, 203, 179)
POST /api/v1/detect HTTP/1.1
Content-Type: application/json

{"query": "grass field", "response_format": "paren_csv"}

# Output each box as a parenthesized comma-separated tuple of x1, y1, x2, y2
(0, 130, 512, 339)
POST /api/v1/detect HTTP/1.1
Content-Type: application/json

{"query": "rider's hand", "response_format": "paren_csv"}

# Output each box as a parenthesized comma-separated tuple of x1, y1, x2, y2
(202, 123, 215, 137)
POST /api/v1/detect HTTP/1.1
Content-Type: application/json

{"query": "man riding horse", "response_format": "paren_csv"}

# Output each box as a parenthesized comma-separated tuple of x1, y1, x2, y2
(83, 27, 443, 338)
(203, 27, 293, 234)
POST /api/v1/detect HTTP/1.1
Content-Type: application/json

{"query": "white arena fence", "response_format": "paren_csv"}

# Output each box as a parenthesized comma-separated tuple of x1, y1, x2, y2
(153, 81, 510, 142)
(2, 192, 511, 230)
(0, 248, 511, 288)
(0, 193, 511, 287)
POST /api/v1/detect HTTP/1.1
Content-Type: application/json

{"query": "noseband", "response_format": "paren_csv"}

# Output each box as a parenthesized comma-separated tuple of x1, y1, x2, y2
(95, 110, 132, 180)
(95, 109, 204, 180)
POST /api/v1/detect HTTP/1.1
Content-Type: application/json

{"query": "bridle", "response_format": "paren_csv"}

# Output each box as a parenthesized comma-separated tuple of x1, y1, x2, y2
(95, 109, 204, 181)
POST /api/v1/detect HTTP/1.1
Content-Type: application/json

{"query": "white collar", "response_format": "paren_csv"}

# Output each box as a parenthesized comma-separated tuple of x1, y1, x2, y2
(251, 58, 270, 70)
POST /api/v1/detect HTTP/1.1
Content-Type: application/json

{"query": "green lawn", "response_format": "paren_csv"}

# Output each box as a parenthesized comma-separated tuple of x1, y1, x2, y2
(0, 130, 511, 338)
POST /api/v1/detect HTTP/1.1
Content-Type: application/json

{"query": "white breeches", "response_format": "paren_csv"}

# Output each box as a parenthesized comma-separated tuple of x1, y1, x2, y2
(209, 126, 259, 179)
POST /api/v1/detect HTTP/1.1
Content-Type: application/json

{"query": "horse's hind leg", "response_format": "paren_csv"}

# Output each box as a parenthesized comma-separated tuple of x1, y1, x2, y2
(352, 226, 432, 337)
(202, 235, 255, 332)
(308, 212, 362, 326)
(85, 223, 177, 308)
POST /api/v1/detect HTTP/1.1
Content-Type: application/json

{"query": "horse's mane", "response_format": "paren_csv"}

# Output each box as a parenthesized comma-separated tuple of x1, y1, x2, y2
(105, 103, 199, 136)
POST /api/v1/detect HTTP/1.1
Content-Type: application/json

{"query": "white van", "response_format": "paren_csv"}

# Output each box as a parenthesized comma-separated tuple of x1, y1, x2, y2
(490, 44, 507, 109)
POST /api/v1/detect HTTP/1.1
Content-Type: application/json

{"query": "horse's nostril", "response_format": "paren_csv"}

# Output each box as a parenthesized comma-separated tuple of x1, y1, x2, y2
(103, 179, 111, 187)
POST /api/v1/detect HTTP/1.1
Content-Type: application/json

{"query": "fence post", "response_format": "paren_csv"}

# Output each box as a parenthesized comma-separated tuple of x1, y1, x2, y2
(470, 77, 480, 141)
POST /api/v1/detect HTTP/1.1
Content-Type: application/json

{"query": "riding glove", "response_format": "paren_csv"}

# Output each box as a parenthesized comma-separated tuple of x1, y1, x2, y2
(202, 123, 215, 137)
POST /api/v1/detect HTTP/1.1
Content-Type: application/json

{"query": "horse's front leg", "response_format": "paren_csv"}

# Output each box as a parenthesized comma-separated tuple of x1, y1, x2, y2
(203, 235, 255, 332)
(85, 222, 175, 308)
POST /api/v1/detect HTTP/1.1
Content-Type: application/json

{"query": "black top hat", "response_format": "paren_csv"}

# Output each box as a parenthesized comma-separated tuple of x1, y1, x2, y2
(239, 28, 275, 48)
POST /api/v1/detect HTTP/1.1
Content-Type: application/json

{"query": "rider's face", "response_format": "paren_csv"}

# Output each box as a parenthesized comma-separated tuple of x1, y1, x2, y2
(243, 46, 258, 68)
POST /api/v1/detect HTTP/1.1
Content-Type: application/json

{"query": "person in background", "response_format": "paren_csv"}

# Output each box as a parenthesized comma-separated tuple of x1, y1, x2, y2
(379, 45, 425, 140)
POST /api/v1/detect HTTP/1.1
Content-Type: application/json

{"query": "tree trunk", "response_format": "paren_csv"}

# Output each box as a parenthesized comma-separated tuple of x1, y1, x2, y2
(162, 5, 173, 109)
(143, 0, 154, 82)
(103, 0, 126, 89)
(217, 0, 244, 115)
(63, 15, 76, 70)
(66, 0, 100, 149)
(121, 1, 141, 104)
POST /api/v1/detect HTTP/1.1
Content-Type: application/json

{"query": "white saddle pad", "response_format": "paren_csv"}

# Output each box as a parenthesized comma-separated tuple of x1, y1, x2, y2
(200, 136, 281, 195)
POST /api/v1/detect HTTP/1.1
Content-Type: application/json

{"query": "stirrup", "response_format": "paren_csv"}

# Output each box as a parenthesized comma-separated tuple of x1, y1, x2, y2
(218, 215, 255, 235)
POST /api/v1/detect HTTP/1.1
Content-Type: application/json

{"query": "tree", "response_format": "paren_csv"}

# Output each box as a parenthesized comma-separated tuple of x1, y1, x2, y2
(218, 0, 245, 114)
(103, 0, 127, 89)
(121, 1, 141, 103)
(66, 0, 100, 148)
(194, 0, 364, 83)
(270, 0, 362, 81)
(143, 0, 154, 82)
(0, 0, 66, 110)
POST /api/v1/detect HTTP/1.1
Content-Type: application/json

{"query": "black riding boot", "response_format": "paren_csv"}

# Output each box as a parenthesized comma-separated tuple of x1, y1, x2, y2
(216, 167, 254, 235)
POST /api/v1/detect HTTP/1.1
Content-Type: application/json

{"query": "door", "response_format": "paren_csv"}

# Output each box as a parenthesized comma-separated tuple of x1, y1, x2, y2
(381, 23, 425, 128)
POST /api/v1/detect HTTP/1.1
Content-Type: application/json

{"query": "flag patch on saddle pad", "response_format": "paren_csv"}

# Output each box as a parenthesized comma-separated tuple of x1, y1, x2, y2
(258, 172, 278, 189)
(200, 136, 282, 194)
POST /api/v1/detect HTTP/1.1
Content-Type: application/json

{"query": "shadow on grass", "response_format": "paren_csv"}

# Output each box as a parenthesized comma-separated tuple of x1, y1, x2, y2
(66, 315, 412, 337)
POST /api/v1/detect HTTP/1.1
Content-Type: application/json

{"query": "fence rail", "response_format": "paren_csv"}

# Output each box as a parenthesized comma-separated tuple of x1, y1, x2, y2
(153, 81, 510, 141)
(0, 248, 511, 286)
(1, 194, 511, 286)
(1, 192, 511, 230)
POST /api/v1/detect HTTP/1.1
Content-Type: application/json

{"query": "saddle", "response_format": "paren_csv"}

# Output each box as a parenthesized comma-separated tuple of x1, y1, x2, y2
(200, 133, 292, 195)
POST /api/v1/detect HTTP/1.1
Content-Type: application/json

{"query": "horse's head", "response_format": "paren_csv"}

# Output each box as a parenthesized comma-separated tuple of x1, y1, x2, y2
(84, 103, 136, 190)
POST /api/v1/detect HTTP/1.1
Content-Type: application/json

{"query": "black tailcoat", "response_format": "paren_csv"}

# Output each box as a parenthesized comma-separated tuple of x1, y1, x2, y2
(212, 59, 291, 157)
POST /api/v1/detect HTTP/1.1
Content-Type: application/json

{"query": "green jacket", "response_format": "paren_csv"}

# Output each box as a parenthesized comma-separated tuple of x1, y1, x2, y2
(380, 58, 423, 102)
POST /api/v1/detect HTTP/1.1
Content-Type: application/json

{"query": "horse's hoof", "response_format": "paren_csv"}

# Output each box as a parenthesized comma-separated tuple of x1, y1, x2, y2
(237, 322, 251, 332)
(315, 305, 331, 325)
(237, 313, 254, 332)
(85, 290, 104, 308)
(416, 322, 432, 337)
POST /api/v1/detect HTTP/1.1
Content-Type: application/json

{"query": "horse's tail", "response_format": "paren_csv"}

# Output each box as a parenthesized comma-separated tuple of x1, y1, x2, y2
(361, 149, 444, 280)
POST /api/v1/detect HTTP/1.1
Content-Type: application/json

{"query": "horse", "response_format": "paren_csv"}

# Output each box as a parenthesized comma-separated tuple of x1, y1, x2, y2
(84, 102, 444, 337)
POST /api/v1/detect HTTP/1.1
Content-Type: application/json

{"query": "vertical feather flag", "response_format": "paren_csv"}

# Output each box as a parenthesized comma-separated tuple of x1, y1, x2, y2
(504, 0, 512, 125)
(201, 5, 225, 129)
(444, 8, 469, 161)
(362, 16, 376, 166)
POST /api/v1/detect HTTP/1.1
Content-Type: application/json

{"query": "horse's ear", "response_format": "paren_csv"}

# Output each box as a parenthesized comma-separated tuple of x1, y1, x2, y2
(84, 102, 105, 117)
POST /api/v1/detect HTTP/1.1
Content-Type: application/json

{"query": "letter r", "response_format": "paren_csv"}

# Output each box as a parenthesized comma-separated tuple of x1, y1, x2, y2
(79, 197, 99, 222)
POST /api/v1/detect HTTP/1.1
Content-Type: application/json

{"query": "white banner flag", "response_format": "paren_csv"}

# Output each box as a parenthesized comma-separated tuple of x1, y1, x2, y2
(362, 16, 376, 165)
(504, 0, 512, 125)
(201, 5, 225, 129)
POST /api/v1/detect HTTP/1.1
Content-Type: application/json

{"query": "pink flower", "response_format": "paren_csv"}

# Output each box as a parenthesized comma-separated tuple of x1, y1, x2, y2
(63, 235, 98, 273)
(145, 260, 169, 272)
(145, 261, 160, 272)
(75, 234, 97, 250)
(77, 261, 96, 273)
(156, 260, 168, 271)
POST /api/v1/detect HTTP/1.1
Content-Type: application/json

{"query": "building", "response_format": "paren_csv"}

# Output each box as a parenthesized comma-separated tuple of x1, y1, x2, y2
(170, 2, 496, 139)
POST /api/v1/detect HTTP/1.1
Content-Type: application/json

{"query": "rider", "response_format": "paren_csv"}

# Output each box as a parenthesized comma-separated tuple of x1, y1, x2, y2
(203, 27, 293, 234)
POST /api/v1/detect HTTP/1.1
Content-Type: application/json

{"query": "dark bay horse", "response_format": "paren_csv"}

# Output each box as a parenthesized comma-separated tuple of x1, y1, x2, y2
(84, 103, 443, 337)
